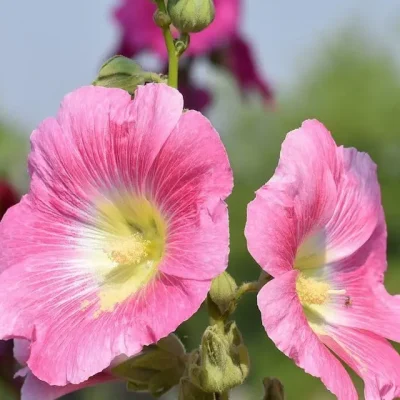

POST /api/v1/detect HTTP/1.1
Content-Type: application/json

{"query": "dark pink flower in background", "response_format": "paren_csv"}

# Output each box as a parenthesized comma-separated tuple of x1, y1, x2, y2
(0, 181, 19, 395)
(246, 120, 400, 399)
(114, 0, 239, 58)
(0, 180, 18, 218)
(113, 0, 273, 111)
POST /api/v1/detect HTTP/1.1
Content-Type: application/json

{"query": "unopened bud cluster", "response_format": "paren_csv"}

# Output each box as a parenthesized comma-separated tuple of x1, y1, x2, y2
(188, 322, 250, 394)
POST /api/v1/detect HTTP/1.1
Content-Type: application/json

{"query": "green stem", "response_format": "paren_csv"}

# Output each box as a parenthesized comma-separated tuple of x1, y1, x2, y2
(236, 272, 272, 301)
(154, 0, 179, 88)
(216, 392, 229, 400)
(235, 281, 260, 300)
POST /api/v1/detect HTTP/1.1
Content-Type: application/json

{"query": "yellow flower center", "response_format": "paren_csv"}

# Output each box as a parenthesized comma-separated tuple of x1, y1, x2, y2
(86, 196, 167, 317)
(296, 274, 330, 306)
(105, 233, 150, 265)
(294, 232, 346, 310)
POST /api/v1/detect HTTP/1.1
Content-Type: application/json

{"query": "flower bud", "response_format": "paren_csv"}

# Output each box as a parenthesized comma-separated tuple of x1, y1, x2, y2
(112, 334, 185, 397)
(93, 56, 165, 95)
(178, 378, 215, 400)
(189, 323, 249, 393)
(262, 377, 285, 400)
(209, 272, 238, 316)
(167, 0, 215, 33)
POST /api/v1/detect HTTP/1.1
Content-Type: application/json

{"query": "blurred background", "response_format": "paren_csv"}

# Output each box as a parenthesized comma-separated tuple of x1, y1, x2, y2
(1, 0, 400, 399)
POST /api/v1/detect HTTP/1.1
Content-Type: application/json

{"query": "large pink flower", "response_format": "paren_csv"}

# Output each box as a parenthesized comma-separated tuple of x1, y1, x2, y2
(245, 120, 400, 400)
(0, 83, 232, 386)
(113, 0, 273, 111)
(14, 340, 116, 400)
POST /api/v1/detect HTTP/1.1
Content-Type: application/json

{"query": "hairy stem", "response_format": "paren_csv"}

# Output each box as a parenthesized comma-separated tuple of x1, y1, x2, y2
(236, 272, 272, 300)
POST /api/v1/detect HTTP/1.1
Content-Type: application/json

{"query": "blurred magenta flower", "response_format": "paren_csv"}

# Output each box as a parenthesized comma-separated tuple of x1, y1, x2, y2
(15, 340, 116, 400)
(113, 0, 273, 110)
(0, 180, 18, 218)
(246, 120, 400, 400)
(0, 84, 232, 386)
(114, 0, 239, 58)
(0, 181, 19, 395)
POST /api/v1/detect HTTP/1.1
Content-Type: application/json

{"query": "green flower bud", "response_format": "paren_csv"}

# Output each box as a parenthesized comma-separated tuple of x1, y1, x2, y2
(179, 378, 215, 400)
(209, 272, 238, 316)
(153, 9, 171, 28)
(112, 334, 185, 397)
(93, 56, 165, 95)
(167, 0, 215, 33)
(262, 377, 285, 400)
(189, 324, 249, 393)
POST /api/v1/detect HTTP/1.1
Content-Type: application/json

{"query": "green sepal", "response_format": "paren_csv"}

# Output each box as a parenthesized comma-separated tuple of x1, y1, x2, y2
(179, 378, 216, 400)
(93, 56, 165, 95)
(112, 334, 186, 396)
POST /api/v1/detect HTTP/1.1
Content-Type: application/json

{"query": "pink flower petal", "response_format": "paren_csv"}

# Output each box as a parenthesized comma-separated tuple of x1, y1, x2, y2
(0, 84, 232, 385)
(14, 339, 30, 365)
(20, 370, 114, 400)
(14, 339, 117, 400)
(322, 326, 400, 400)
(258, 270, 357, 400)
(246, 120, 338, 277)
(319, 212, 400, 342)
(324, 146, 382, 264)
(149, 110, 232, 279)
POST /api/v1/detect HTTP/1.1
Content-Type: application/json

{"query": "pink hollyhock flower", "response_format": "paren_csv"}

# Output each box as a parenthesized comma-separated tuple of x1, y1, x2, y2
(113, 0, 273, 110)
(245, 120, 400, 400)
(14, 340, 116, 400)
(0, 83, 232, 386)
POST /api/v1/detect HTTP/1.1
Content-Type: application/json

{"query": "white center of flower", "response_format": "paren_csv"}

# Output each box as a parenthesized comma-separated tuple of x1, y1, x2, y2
(83, 196, 167, 317)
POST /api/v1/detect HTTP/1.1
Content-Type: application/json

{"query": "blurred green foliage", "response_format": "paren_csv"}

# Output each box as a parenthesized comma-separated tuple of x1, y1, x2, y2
(0, 121, 29, 192)
(1, 27, 400, 400)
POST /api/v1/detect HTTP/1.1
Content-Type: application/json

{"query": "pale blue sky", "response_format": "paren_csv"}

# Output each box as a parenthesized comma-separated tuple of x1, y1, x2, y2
(1, 0, 399, 130)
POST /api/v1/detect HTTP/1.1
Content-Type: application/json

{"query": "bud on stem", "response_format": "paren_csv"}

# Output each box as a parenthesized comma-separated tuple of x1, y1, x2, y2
(188, 323, 249, 394)
(93, 56, 165, 95)
(167, 0, 215, 33)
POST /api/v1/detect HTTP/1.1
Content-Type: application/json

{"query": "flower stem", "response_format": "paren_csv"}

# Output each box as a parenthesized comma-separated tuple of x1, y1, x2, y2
(216, 392, 229, 400)
(154, 0, 179, 88)
(235, 281, 260, 300)
(236, 272, 271, 301)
